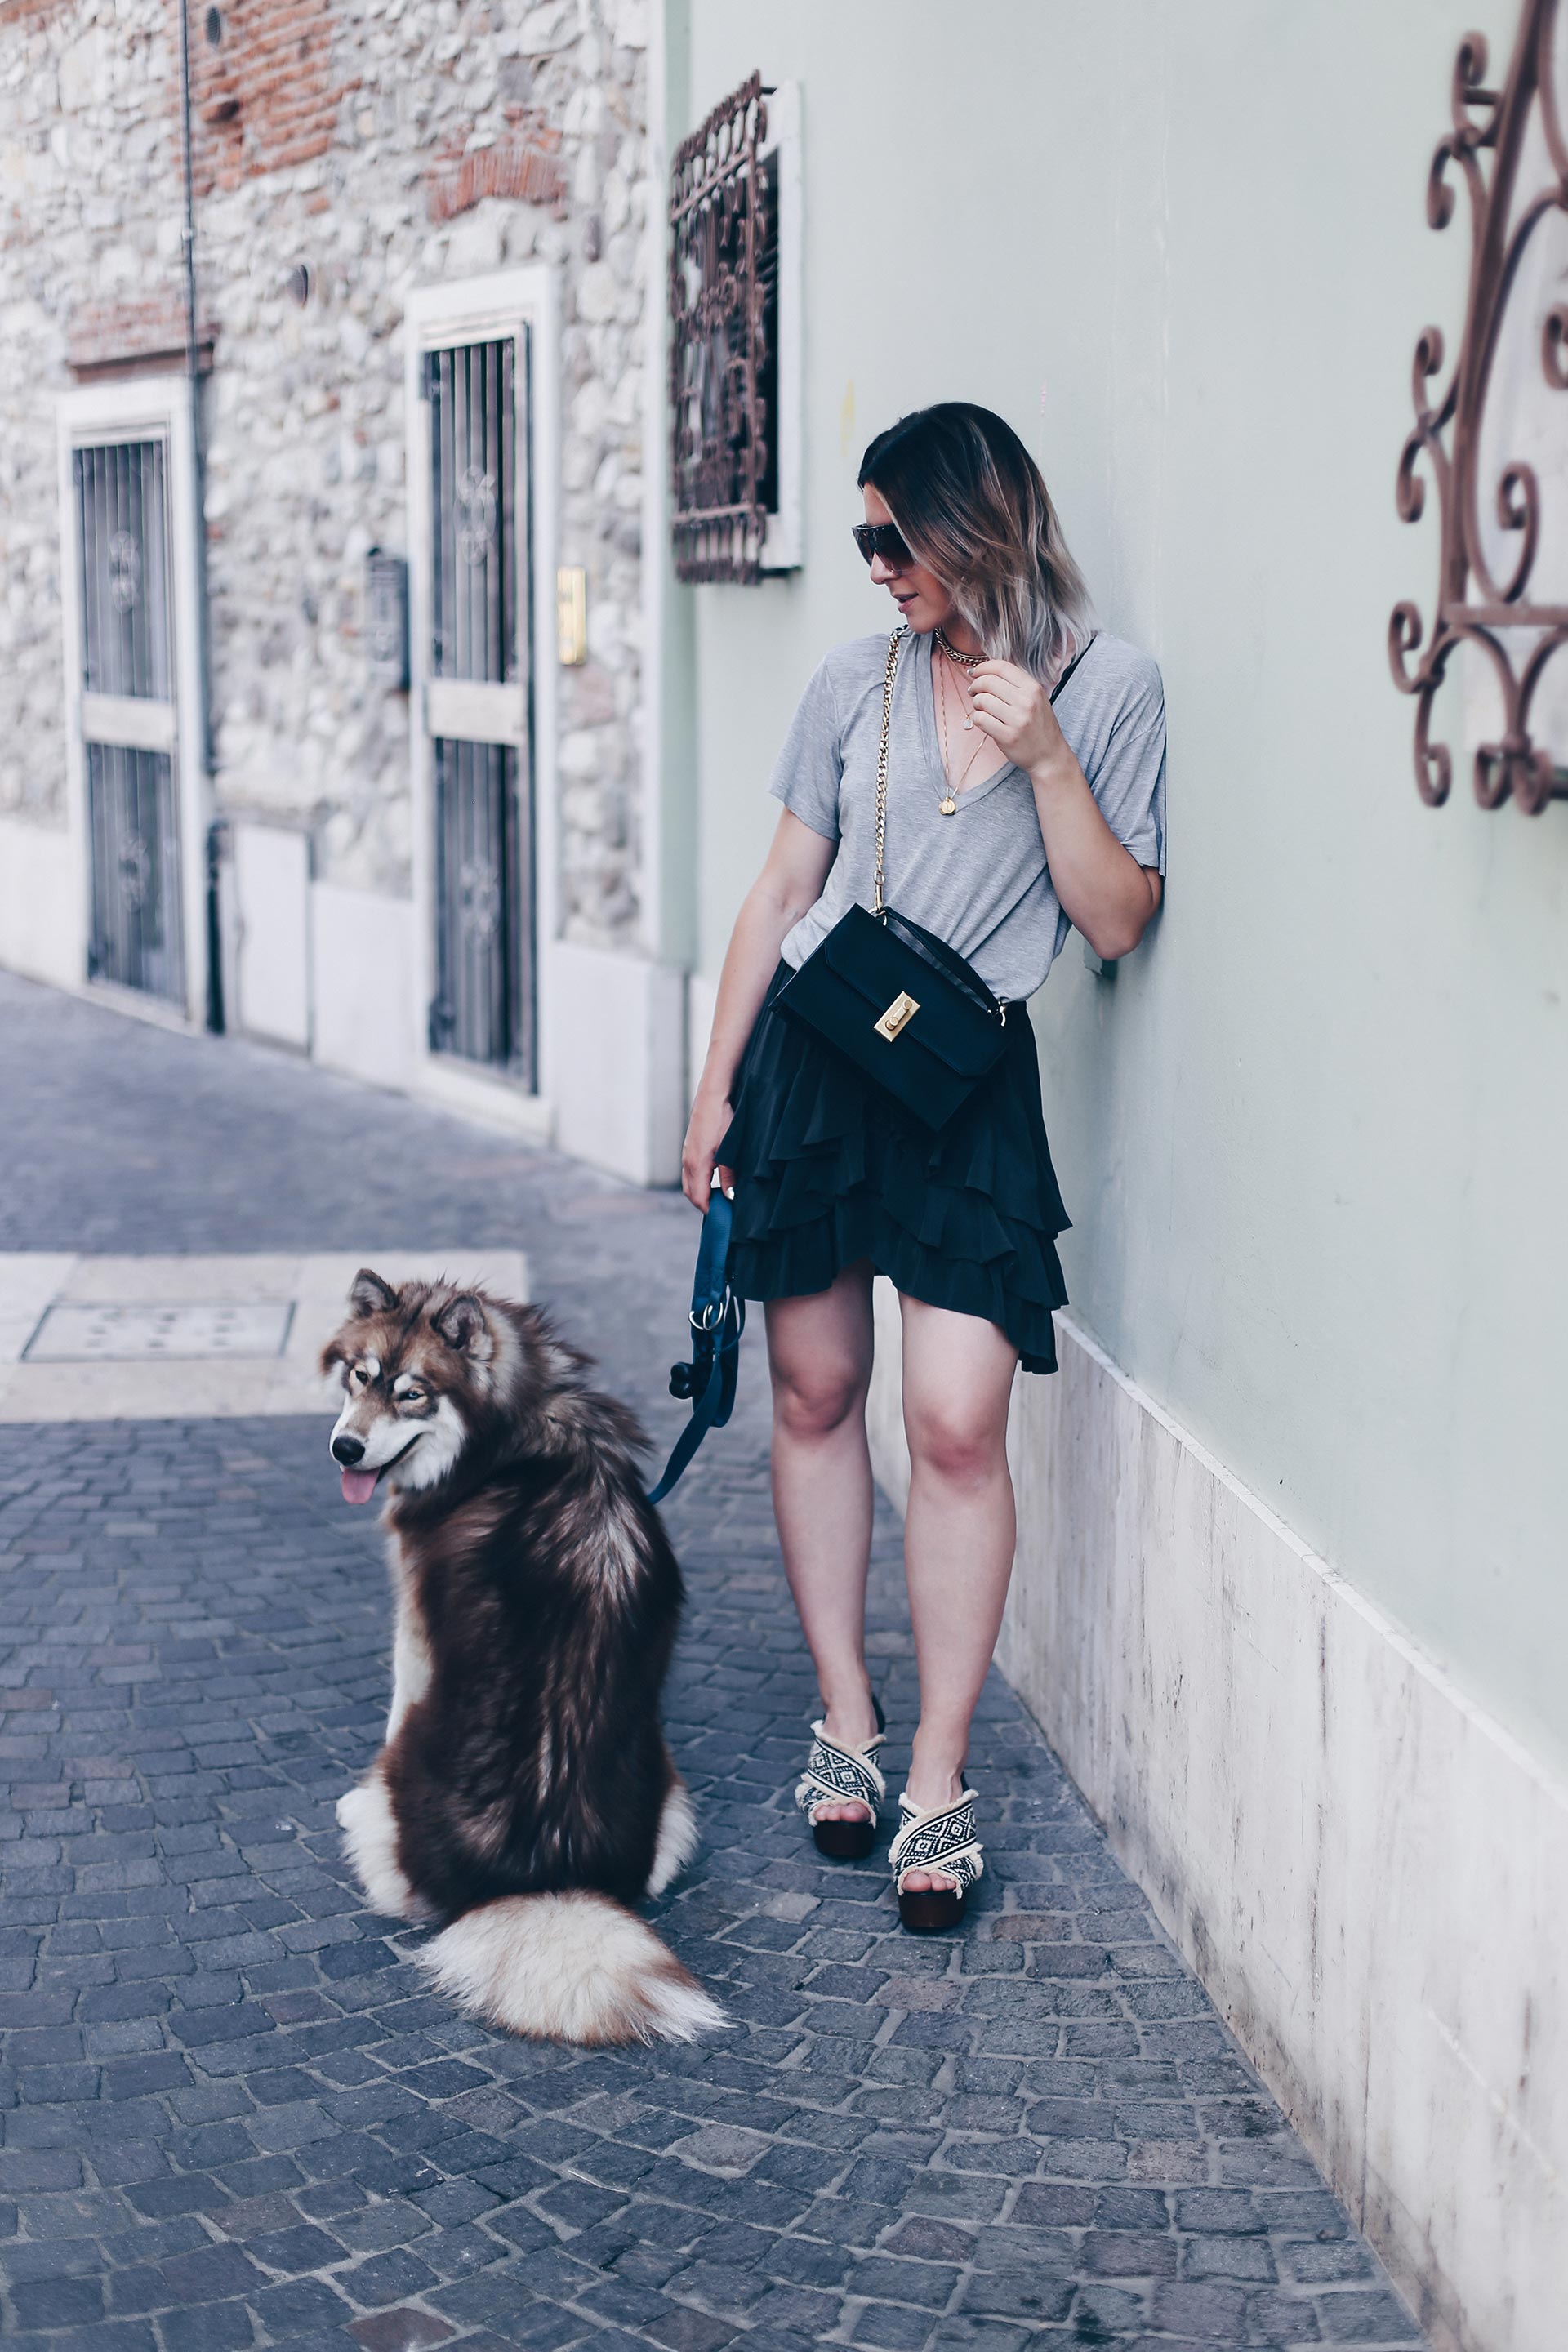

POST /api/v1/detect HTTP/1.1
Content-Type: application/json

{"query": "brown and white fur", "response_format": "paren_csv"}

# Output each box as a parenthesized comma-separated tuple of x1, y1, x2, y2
(321, 1268, 723, 2047)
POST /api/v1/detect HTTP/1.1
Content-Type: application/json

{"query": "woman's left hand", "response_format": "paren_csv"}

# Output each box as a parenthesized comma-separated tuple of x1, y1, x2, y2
(968, 659, 1068, 780)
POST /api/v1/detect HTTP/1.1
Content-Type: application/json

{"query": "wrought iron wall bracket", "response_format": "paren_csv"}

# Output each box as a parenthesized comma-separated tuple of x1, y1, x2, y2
(1390, 1, 1568, 813)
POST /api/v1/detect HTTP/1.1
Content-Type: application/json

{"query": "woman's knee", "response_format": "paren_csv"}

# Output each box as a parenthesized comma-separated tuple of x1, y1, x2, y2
(906, 1401, 1007, 1486)
(771, 1352, 868, 1441)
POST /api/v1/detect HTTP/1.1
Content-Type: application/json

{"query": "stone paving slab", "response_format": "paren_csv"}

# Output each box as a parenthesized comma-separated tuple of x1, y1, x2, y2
(0, 973, 1430, 2351)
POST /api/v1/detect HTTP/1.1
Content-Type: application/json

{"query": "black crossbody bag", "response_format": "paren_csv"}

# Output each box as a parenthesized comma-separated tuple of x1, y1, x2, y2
(776, 625, 1089, 1130)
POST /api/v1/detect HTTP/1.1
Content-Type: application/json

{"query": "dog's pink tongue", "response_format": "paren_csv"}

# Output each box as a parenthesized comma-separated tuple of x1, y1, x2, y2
(340, 1468, 378, 1506)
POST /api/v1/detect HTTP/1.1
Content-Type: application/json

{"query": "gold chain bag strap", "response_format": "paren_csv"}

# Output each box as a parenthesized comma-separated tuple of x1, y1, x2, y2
(773, 626, 1012, 1131)
(871, 624, 898, 916)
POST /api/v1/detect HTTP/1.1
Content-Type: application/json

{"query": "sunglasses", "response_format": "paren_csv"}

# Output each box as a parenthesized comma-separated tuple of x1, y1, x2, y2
(851, 521, 914, 569)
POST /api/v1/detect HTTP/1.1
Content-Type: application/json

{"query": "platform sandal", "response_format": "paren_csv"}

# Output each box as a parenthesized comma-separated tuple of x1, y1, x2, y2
(795, 1698, 887, 1860)
(889, 1788, 984, 1932)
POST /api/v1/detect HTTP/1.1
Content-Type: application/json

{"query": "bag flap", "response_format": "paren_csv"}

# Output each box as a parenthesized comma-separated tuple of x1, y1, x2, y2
(896, 1000, 1009, 1080)
(817, 910, 906, 1006)
(815, 911, 1005, 1080)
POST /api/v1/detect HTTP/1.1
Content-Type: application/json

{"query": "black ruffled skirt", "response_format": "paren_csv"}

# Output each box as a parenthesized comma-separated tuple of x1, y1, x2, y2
(717, 962, 1070, 1374)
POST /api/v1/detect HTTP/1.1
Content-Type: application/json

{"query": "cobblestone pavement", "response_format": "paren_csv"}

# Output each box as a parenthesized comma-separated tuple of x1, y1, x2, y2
(0, 973, 1428, 2352)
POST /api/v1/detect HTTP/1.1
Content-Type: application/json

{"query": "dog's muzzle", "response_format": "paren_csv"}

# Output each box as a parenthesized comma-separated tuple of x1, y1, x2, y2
(333, 1428, 422, 1507)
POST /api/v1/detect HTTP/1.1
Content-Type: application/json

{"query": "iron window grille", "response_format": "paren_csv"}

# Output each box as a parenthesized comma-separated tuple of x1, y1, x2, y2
(75, 441, 173, 702)
(669, 71, 788, 584)
(85, 743, 185, 1003)
(431, 737, 530, 1074)
(425, 339, 519, 684)
(1391, 0, 1568, 811)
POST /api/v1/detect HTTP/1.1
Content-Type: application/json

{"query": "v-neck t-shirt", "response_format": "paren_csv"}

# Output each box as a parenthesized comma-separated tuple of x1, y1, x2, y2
(770, 627, 1166, 1002)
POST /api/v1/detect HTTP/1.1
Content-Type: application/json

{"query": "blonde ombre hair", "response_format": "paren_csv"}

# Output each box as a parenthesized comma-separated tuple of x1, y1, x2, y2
(859, 403, 1093, 685)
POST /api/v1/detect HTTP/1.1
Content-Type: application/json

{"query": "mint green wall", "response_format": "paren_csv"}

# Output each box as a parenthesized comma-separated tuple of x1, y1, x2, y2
(676, 0, 1568, 1781)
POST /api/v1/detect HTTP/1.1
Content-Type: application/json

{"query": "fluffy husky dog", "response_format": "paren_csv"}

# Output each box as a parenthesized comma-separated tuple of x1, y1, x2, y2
(322, 1268, 724, 2047)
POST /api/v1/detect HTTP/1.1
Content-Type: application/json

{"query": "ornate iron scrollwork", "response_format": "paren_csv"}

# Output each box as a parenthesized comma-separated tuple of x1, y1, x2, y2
(107, 531, 141, 613)
(1391, 0, 1568, 813)
(457, 856, 501, 942)
(668, 72, 773, 584)
(117, 835, 151, 909)
(455, 466, 497, 569)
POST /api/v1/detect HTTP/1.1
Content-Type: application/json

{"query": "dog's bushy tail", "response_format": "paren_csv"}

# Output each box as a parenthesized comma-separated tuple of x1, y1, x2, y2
(415, 1890, 726, 2047)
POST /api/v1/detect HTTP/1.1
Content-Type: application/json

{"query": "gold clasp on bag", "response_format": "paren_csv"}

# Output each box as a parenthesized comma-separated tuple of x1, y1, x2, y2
(874, 991, 920, 1042)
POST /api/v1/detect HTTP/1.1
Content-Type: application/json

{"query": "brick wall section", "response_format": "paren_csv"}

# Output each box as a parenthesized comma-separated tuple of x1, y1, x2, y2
(424, 116, 568, 223)
(189, 0, 348, 194)
(68, 292, 186, 372)
(0, 0, 653, 948)
(67, 291, 219, 374)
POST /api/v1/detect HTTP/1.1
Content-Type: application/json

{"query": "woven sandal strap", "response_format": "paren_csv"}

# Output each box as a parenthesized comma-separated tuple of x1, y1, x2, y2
(898, 1842, 982, 1895)
(795, 1722, 886, 1818)
(889, 1792, 984, 1891)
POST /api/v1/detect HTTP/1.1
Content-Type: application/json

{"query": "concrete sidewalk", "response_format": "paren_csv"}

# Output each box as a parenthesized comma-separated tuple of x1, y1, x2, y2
(0, 973, 1428, 2351)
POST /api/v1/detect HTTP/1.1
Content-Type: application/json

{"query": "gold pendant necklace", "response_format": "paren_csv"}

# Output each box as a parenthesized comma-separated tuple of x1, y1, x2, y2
(936, 653, 958, 811)
(935, 645, 987, 813)
(936, 628, 984, 733)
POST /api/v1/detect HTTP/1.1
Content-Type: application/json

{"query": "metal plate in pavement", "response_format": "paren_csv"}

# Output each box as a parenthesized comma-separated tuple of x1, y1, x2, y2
(24, 1300, 295, 1363)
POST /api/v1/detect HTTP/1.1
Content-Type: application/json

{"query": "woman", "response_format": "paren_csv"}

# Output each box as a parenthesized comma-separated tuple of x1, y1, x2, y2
(680, 403, 1165, 1931)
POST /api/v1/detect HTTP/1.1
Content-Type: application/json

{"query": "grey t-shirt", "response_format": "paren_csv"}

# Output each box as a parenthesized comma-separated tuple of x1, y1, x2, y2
(771, 628, 1166, 1001)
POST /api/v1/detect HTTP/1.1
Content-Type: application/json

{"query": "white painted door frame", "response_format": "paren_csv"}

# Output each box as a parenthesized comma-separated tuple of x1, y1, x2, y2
(404, 265, 560, 1138)
(56, 375, 209, 1031)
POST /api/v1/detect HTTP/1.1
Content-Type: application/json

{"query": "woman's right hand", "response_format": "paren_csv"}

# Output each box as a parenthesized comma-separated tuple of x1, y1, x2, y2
(681, 1087, 736, 1212)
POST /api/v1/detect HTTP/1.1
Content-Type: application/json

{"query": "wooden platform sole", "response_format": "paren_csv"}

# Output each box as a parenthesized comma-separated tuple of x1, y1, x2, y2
(811, 1815, 877, 1860)
(898, 1884, 967, 1932)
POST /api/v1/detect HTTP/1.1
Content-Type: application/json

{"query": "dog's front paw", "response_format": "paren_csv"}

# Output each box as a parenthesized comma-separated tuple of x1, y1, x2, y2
(646, 1775, 700, 1898)
(336, 1768, 422, 1921)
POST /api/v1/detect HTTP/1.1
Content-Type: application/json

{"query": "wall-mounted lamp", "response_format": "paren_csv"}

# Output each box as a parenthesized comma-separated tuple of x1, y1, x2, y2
(556, 567, 587, 666)
(366, 547, 409, 691)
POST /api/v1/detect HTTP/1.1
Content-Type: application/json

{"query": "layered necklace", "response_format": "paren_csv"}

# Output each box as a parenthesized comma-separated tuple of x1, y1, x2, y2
(933, 631, 990, 815)
(935, 626, 984, 677)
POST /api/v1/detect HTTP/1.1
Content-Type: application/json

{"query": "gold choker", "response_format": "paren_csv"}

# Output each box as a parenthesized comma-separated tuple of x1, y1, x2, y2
(935, 628, 985, 668)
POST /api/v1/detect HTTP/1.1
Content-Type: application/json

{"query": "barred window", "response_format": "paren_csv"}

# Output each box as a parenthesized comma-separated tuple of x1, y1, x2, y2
(669, 76, 800, 583)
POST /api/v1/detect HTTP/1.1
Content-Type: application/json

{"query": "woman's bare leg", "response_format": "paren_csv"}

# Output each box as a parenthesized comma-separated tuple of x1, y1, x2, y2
(765, 1262, 880, 1821)
(898, 1294, 1019, 1891)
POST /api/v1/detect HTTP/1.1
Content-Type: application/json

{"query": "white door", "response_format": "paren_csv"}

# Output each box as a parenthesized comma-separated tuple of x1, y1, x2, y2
(73, 436, 185, 1005)
(60, 378, 207, 1028)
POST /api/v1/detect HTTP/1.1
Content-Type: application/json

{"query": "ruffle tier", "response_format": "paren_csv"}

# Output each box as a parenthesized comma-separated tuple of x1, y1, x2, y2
(717, 963, 1071, 1374)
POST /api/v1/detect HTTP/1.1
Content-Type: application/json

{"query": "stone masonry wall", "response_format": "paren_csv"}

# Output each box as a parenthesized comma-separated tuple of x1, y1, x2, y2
(0, 0, 651, 942)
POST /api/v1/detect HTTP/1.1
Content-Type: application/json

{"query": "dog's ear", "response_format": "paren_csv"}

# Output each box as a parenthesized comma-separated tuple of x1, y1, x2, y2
(432, 1291, 492, 1359)
(348, 1268, 399, 1320)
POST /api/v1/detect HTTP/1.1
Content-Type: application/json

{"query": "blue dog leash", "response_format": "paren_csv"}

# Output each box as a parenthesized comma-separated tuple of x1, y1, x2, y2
(647, 1186, 745, 1506)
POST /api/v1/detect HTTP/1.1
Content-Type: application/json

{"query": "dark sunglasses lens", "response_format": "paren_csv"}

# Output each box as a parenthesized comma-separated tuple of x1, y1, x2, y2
(853, 523, 911, 568)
